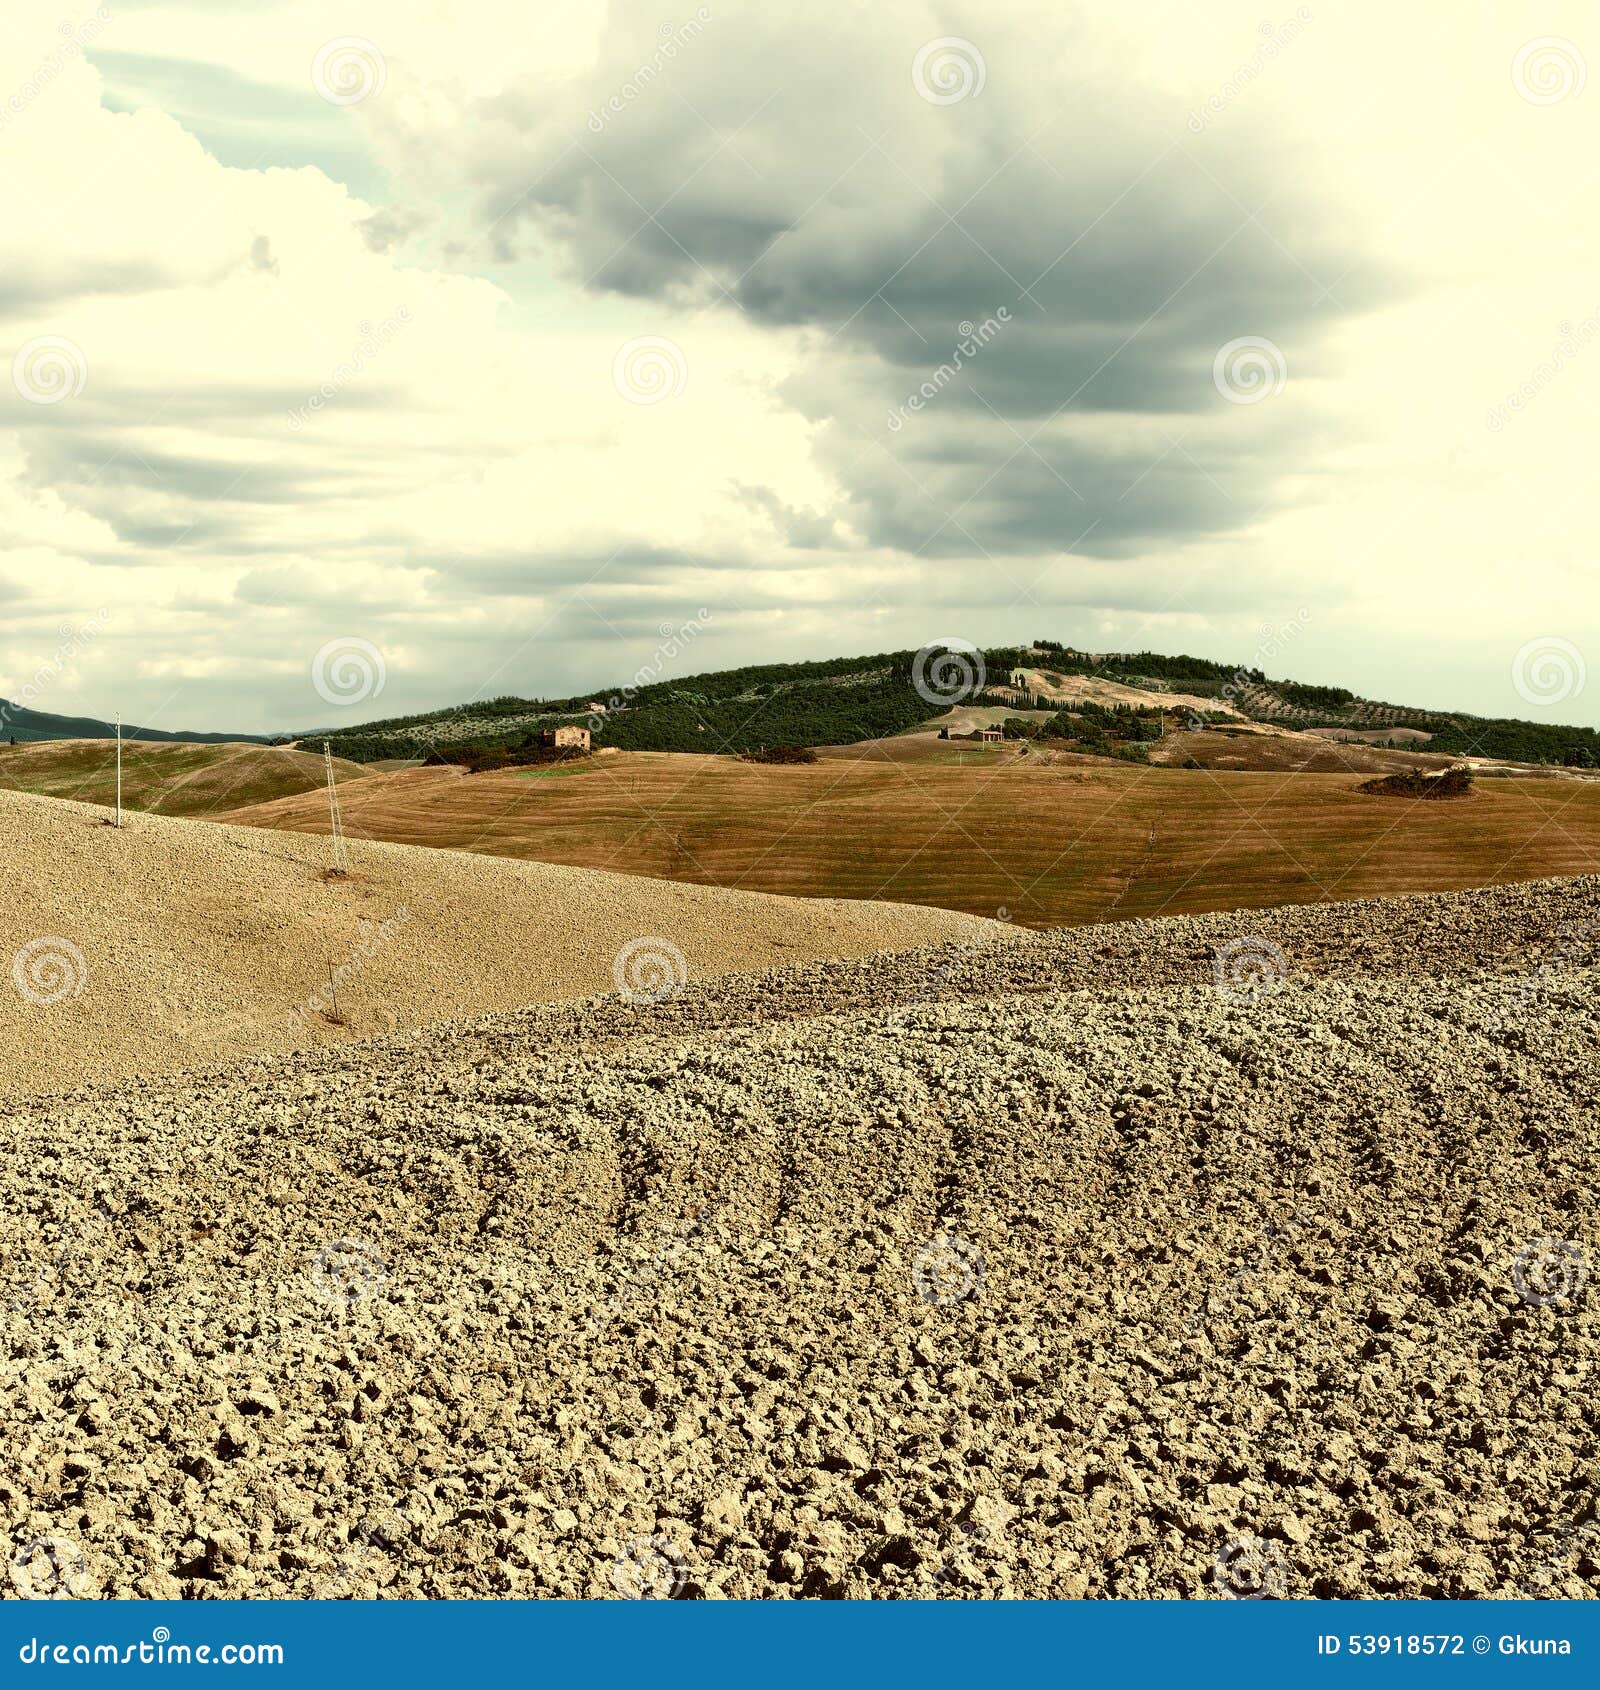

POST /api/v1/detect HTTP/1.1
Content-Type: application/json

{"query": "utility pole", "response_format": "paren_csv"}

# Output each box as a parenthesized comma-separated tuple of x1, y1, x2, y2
(323, 741, 349, 876)
(115, 712, 122, 828)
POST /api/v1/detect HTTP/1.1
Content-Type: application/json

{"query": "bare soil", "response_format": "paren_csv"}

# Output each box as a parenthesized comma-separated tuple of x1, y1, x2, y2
(2, 874, 1595, 1600)
(0, 790, 998, 1099)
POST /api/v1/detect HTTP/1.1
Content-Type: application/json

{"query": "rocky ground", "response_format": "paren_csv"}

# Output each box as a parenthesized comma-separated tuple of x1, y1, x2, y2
(2, 876, 1597, 1600)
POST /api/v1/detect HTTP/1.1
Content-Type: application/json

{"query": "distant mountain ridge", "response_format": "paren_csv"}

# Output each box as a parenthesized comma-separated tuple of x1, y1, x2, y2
(308, 640, 1600, 771)
(0, 697, 263, 746)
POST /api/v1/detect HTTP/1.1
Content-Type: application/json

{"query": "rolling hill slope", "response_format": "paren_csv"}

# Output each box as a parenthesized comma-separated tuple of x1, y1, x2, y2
(0, 739, 369, 819)
(220, 751, 1600, 928)
(0, 787, 1002, 1098)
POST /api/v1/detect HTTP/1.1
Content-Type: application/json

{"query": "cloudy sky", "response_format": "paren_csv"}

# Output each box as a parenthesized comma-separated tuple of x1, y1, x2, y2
(2, 0, 1597, 735)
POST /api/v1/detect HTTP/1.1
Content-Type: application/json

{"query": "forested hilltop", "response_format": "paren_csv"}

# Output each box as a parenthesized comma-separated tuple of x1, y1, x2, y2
(1, 697, 261, 745)
(303, 642, 1600, 768)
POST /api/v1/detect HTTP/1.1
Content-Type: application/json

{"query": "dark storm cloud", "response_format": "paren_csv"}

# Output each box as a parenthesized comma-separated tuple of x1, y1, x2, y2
(446, 544, 765, 600)
(359, 206, 427, 255)
(0, 256, 181, 315)
(22, 434, 348, 504)
(465, 3, 1391, 559)
(729, 484, 842, 549)
(0, 382, 409, 438)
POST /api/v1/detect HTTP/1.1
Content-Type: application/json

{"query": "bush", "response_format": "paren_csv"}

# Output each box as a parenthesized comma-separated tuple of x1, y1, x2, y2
(424, 742, 588, 774)
(741, 744, 818, 764)
(1356, 766, 1474, 800)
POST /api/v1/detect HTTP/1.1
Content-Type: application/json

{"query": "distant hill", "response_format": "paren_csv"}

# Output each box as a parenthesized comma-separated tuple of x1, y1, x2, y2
(314, 652, 939, 763)
(312, 640, 1600, 771)
(0, 739, 367, 819)
(0, 697, 264, 746)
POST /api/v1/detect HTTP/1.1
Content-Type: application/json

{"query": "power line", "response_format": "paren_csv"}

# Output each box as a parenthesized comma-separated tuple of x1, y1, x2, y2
(323, 741, 349, 876)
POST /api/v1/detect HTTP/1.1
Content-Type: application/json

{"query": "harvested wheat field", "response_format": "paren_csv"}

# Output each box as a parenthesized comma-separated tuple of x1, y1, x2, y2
(0, 739, 368, 820)
(1, 875, 1595, 1599)
(222, 753, 1600, 928)
(0, 789, 1000, 1099)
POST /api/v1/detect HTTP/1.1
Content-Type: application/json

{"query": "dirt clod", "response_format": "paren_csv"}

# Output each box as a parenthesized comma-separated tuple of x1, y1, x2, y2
(2, 873, 1596, 1598)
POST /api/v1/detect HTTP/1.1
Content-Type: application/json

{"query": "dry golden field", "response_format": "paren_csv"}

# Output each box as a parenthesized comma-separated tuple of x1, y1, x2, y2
(0, 738, 366, 818)
(220, 749, 1600, 928)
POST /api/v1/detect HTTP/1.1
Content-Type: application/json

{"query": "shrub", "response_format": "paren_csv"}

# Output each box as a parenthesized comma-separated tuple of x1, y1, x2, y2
(425, 742, 588, 774)
(741, 744, 818, 764)
(1356, 766, 1474, 800)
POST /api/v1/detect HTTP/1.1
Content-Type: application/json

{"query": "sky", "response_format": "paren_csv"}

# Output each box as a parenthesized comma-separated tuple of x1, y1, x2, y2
(1, 0, 1597, 735)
